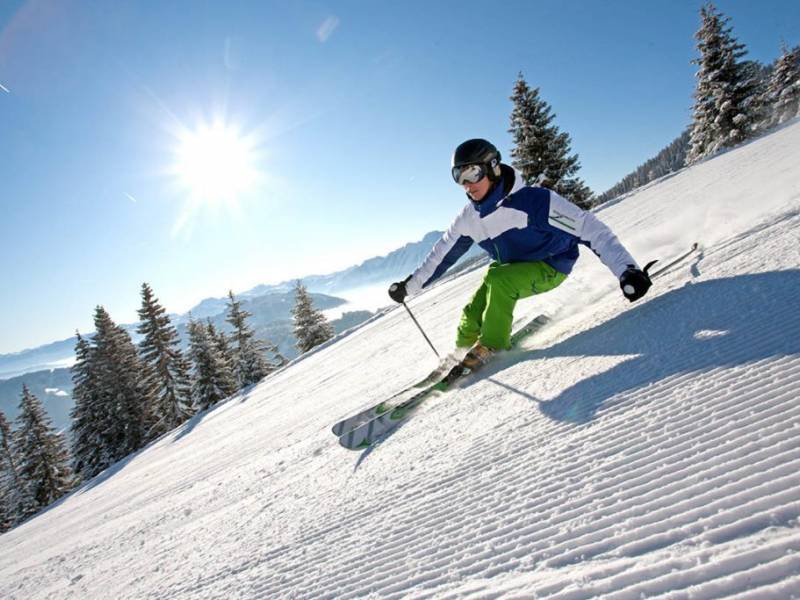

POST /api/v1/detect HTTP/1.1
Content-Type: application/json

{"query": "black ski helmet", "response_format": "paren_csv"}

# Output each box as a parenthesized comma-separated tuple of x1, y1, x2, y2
(452, 138, 502, 181)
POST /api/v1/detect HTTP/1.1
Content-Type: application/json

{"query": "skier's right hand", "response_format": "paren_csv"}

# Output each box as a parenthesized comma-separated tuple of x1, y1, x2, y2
(388, 276, 411, 303)
(619, 265, 652, 302)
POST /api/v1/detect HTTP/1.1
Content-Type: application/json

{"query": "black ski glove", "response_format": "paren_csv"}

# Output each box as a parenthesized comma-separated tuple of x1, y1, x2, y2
(620, 265, 652, 302)
(388, 276, 411, 304)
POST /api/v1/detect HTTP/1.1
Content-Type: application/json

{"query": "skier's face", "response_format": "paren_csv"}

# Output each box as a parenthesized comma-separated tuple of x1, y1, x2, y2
(463, 174, 492, 202)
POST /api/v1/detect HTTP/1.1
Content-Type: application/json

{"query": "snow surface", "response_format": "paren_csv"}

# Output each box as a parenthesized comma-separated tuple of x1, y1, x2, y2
(2, 122, 800, 599)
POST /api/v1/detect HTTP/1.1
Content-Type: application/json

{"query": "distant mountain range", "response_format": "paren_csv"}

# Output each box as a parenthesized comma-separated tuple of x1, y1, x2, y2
(1, 230, 480, 431)
(182, 230, 459, 320)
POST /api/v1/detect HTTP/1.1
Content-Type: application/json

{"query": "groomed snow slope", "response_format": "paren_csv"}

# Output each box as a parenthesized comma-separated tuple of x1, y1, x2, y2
(2, 122, 800, 599)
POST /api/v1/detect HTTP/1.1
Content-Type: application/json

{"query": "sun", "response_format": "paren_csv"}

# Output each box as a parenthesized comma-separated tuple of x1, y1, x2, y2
(173, 120, 262, 205)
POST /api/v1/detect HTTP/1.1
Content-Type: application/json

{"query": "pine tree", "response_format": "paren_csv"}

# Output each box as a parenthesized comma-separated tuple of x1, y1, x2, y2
(0, 410, 36, 529)
(137, 283, 194, 438)
(13, 386, 74, 513)
(69, 332, 111, 481)
(508, 74, 593, 209)
(225, 291, 283, 387)
(292, 281, 335, 353)
(92, 306, 153, 461)
(187, 319, 237, 410)
(0, 444, 9, 531)
(208, 320, 236, 373)
(0, 419, 9, 531)
(767, 42, 800, 126)
(687, 3, 758, 164)
(741, 60, 773, 134)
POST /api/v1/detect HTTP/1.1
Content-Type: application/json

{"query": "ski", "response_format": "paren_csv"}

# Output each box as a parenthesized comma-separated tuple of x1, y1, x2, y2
(648, 242, 699, 278)
(337, 314, 552, 450)
(330, 364, 453, 436)
(330, 346, 491, 437)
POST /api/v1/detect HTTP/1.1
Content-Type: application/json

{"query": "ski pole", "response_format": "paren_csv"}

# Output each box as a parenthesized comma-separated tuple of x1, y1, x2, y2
(402, 302, 440, 359)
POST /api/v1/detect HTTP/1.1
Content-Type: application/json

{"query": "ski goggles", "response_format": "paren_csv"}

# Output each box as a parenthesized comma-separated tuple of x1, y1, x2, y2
(451, 163, 487, 185)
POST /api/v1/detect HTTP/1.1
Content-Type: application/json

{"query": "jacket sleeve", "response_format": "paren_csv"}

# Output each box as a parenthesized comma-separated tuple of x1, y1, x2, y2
(545, 191, 638, 279)
(406, 209, 474, 296)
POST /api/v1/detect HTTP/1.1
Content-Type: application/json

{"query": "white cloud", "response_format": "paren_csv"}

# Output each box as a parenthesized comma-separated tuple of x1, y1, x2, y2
(316, 16, 340, 43)
(44, 388, 69, 397)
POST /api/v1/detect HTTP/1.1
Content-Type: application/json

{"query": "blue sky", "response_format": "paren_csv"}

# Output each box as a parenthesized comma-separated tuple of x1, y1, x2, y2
(1, 0, 798, 354)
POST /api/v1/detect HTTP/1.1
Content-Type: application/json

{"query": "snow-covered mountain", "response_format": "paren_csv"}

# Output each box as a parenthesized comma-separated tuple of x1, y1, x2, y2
(171, 230, 454, 324)
(242, 230, 481, 297)
(1, 121, 799, 598)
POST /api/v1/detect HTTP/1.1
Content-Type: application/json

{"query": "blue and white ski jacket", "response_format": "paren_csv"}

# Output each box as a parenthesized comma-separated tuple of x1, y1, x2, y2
(405, 165, 638, 296)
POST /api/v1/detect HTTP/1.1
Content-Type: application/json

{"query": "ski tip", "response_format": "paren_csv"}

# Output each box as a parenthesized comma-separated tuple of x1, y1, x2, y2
(338, 435, 372, 451)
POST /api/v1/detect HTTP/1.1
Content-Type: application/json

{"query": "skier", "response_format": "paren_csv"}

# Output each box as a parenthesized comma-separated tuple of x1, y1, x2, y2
(388, 138, 652, 370)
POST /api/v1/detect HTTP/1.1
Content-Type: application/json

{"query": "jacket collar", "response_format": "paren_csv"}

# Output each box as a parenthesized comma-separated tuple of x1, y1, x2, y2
(470, 164, 525, 214)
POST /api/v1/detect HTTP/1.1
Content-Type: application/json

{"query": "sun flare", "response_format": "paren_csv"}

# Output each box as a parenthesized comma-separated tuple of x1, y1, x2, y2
(173, 120, 262, 204)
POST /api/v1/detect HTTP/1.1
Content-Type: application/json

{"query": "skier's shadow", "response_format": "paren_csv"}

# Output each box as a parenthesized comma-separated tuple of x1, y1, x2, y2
(492, 270, 800, 425)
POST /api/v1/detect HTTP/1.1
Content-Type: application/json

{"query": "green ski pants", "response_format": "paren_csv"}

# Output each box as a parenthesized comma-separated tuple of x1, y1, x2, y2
(456, 261, 567, 350)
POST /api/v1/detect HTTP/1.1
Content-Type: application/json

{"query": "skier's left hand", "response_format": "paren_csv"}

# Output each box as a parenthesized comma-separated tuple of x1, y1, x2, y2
(619, 265, 652, 302)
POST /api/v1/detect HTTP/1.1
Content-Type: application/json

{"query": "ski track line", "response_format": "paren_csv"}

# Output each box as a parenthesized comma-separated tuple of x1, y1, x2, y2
(381, 491, 800, 598)
(247, 376, 796, 596)
(504, 314, 800, 436)
(112, 346, 792, 591)
(463, 361, 800, 492)
(390, 413, 799, 563)
(701, 206, 800, 262)
(272, 356, 796, 552)
(718, 576, 800, 600)
(320, 469, 800, 597)
(532, 356, 791, 456)
(550, 533, 800, 600)
(494, 388, 799, 517)
(177, 340, 800, 596)
(454, 376, 800, 519)
(340, 412, 792, 576)
(522, 530, 798, 599)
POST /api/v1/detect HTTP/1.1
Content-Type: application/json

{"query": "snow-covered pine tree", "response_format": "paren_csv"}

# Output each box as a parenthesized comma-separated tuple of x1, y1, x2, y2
(0, 410, 36, 530)
(740, 60, 773, 134)
(225, 291, 283, 387)
(508, 73, 593, 209)
(187, 319, 237, 411)
(0, 417, 9, 531)
(292, 281, 334, 354)
(767, 42, 800, 126)
(137, 283, 194, 438)
(92, 306, 153, 461)
(687, 3, 757, 164)
(69, 331, 111, 481)
(12, 386, 74, 513)
(208, 320, 236, 374)
(0, 413, 9, 531)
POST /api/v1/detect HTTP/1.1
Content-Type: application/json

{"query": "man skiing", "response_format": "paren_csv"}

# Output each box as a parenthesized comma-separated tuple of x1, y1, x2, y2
(388, 138, 652, 371)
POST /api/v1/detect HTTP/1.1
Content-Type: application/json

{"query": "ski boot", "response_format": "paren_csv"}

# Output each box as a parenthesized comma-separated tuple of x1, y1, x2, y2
(460, 343, 495, 371)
